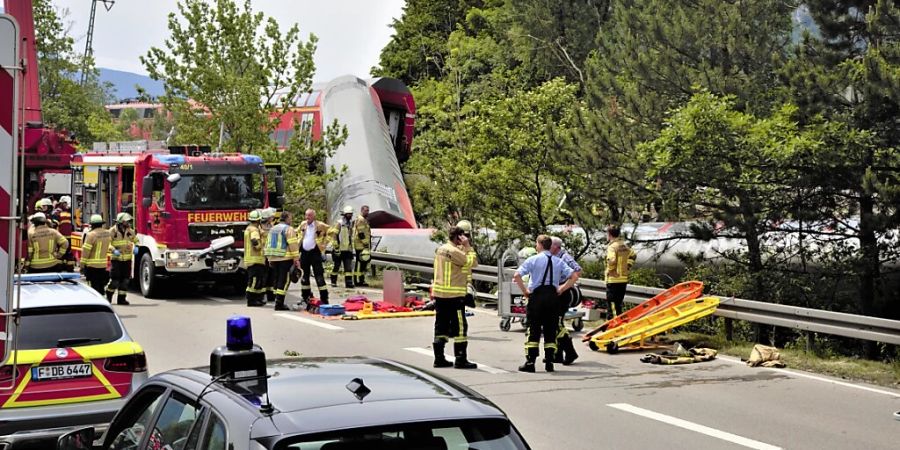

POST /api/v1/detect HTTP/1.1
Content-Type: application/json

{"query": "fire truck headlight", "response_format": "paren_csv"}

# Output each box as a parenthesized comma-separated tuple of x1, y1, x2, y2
(166, 251, 192, 268)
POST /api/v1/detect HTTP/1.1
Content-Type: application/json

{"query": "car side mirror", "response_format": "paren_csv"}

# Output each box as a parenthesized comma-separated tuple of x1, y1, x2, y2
(57, 426, 95, 450)
(141, 176, 154, 199)
(275, 175, 284, 195)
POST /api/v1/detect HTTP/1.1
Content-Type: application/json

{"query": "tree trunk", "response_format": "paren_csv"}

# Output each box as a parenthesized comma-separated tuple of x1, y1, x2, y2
(858, 189, 880, 359)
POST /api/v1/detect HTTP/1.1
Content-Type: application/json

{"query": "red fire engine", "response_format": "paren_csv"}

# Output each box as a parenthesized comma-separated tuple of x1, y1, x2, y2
(70, 141, 284, 297)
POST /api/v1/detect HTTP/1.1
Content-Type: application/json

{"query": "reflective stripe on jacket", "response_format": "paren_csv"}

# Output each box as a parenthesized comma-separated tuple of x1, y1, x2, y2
(110, 226, 138, 261)
(329, 220, 353, 252)
(605, 237, 636, 283)
(461, 248, 478, 283)
(81, 228, 112, 268)
(265, 223, 299, 261)
(244, 224, 265, 266)
(353, 216, 371, 250)
(27, 225, 68, 269)
(432, 242, 471, 298)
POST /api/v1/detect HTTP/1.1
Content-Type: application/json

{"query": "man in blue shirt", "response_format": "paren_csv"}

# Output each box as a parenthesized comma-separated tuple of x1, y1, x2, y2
(550, 236, 583, 365)
(513, 235, 578, 372)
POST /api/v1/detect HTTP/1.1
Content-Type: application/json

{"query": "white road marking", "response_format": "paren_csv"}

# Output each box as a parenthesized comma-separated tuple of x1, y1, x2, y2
(403, 347, 509, 374)
(274, 313, 344, 331)
(607, 403, 782, 450)
(204, 296, 232, 304)
(717, 356, 900, 398)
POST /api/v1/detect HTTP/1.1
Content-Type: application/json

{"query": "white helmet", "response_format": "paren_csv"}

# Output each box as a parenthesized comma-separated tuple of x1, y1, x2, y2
(30, 212, 47, 223)
(59, 195, 71, 205)
(261, 207, 276, 219)
(342, 205, 353, 215)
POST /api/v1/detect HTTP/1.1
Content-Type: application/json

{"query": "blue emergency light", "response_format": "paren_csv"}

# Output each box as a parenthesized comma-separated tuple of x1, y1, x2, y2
(14, 273, 81, 283)
(226, 315, 253, 351)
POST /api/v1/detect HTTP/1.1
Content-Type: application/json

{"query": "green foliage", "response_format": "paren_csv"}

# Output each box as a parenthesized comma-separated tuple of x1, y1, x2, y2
(33, 0, 115, 145)
(86, 111, 126, 144)
(141, 0, 317, 153)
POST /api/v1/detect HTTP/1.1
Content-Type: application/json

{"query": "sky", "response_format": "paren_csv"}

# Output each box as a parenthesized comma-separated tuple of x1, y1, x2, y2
(22, 0, 406, 82)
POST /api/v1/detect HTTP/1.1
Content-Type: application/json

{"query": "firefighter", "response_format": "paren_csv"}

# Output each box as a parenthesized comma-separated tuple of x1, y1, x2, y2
(25, 212, 68, 273)
(260, 207, 276, 303)
(513, 235, 577, 373)
(605, 225, 636, 319)
(244, 210, 267, 307)
(51, 196, 76, 272)
(264, 211, 299, 311)
(28, 198, 53, 233)
(431, 226, 478, 370)
(352, 205, 372, 286)
(328, 205, 355, 288)
(297, 208, 330, 307)
(80, 215, 111, 295)
(455, 220, 478, 307)
(106, 212, 137, 305)
(549, 236, 582, 365)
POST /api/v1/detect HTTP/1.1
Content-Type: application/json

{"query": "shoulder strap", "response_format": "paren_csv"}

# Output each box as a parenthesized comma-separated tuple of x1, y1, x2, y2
(540, 255, 553, 286)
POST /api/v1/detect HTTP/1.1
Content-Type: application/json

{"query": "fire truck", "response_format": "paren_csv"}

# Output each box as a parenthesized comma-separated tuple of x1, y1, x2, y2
(70, 141, 284, 298)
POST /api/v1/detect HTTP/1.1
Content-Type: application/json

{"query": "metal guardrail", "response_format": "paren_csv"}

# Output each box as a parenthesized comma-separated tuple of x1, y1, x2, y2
(371, 251, 900, 345)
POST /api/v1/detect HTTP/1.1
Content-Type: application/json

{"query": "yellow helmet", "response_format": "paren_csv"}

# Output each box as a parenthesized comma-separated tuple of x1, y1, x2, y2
(249, 210, 262, 222)
(456, 220, 472, 233)
(116, 212, 133, 223)
(90, 214, 104, 225)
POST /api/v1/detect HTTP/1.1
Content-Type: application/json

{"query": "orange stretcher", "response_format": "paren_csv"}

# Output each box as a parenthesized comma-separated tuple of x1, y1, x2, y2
(582, 281, 704, 342)
(588, 296, 720, 353)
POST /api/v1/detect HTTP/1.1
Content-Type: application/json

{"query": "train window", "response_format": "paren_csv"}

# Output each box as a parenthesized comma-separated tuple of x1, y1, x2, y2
(305, 91, 320, 107)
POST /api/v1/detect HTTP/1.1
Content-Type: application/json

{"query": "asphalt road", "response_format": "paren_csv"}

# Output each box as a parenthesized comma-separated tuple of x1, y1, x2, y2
(115, 284, 900, 450)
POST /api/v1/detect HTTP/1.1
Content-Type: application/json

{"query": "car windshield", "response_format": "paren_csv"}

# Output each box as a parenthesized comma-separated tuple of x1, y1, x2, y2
(14, 305, 123, 350)
(275, 419, 528, 450)
(170, 173, 263, 211)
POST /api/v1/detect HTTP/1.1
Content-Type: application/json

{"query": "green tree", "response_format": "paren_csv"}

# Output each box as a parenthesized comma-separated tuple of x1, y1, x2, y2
(141, 0, 317, 153)
(33, 0, 115, 145)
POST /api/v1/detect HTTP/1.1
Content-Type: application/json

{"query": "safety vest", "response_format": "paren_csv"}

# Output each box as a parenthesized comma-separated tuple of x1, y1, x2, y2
(329, 220, 353, 252)
(110, 226, 138, 262)
(605, 237, 636, 283)
(26, 225, 68, 269)
(81, 228, 112, 269)
(353, 216, 371, 251)
(244, 223, 265, 266)
(432, 242, 470, 298)
(265, 223, 299, 261)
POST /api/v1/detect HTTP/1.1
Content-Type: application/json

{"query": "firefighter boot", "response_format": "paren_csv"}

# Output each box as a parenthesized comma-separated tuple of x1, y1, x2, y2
(344, 275, 355, 289)
(330, 274, 338, 288)
(432, 341, 453, 368)
(518, 349, 538, 373)
(544, 348, 555, 372)
(117, 293, 130, 306)
(453, 342, 477, 369)
(562, 336, 579, 365)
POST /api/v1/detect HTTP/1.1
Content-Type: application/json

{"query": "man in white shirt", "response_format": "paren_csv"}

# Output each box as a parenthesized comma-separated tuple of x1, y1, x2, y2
(296, 209, 331, 306)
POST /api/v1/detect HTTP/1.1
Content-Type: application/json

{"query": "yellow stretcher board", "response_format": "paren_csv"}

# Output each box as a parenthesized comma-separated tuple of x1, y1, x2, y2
(343, 310, 436, 320)
(589, 296, 720, 353)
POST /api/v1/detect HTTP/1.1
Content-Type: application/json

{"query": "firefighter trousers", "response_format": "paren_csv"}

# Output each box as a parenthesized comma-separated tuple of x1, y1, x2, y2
(27, 264, 61, 274)
(264, 263, 275, 302)
(84, 267, 109, 296)
(246, 264, 267, 306)
(354, 249, 369, 285)
(606, 282, 627, 318)
(525, 285, 558, 358)
(433, 297, 467, 344)
(270, 260, 294, 306)
(106, 260, 131, 304)
(300, 248, 329, 304)
(330, 250, 354, 287)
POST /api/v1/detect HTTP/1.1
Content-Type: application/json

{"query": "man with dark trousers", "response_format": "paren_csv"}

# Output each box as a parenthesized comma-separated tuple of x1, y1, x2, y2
(513, 235, 577, 373)
(264, 211, 299, 311)
(605, 225, 636, 319)
(80, 214, 111, 294)
(430, 227, 477, 370)
(352, 205, 371, 286)
(260, 207, 276, 303)
(329, 205, 356, 288)
(297, 208, 330, 307)
(244, 210, 267, 306)
(106, 213, 137, 305)
(550, 236, 582, 365)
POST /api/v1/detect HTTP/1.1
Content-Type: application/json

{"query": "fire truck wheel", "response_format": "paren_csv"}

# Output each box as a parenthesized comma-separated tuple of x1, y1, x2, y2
(139, 252, 159, 298)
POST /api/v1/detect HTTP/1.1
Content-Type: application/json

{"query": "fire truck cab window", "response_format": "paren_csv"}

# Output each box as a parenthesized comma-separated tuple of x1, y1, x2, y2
(170, 174, 262, 211)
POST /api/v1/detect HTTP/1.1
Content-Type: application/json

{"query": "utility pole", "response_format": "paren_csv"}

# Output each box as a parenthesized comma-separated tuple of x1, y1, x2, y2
(81, 0, 115, 86)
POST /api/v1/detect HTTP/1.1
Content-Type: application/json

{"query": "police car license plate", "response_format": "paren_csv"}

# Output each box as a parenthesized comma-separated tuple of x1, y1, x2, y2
(32, 363, 93, 381)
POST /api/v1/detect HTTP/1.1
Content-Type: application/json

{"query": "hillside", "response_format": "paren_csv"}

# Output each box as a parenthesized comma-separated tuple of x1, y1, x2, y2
(99, 68, 165, 101)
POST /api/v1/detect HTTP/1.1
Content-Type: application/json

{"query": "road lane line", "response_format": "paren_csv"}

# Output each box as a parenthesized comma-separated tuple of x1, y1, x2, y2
(274, 313, 344, 331)
(204, 296, 232, 303)
(717, 356, 900, 398)
(403, 347, 509, 374)
(607, 403, 781, 450)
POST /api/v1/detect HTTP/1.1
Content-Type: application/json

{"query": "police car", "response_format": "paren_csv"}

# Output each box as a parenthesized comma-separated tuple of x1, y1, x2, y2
(0, 273, 148, 449)
(58, 316, 531, 450)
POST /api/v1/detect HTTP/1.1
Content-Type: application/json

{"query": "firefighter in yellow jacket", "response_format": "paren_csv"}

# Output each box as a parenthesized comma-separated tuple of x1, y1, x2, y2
(455, 220, 478, 307)
(605, 225, 636, 319)
(265, 211, 300, 311)
(329, 205, 356, 288)
(26, 212, 68, 273)
(260, 207, 276, 303)
(352, 205, 372, 286)
(244, 210, 267, 307)
(80, 214, 111, 295)
(431, 226, 477, 370)
(106, 212, 137, 305)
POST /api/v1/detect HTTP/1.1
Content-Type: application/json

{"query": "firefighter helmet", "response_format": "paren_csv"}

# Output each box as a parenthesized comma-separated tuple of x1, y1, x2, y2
(90, 214, 104, 225)
(37, 198, 52, 209)
(59, 195, 71, 205)
(116, 212, 133, 223)
(261, 207, 275, 220)
(249, 210, 262, 222)
(342, 205, 353, 215)
(359, 248, 371, 262)
(456, 220, 473, 233)
(30, 212, 47, 224)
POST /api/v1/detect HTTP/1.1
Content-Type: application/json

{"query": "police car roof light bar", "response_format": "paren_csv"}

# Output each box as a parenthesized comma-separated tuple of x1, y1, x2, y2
(14, 273, 81, 283)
